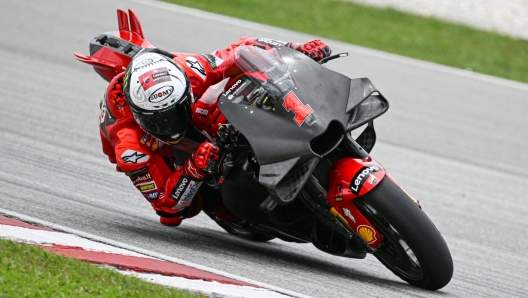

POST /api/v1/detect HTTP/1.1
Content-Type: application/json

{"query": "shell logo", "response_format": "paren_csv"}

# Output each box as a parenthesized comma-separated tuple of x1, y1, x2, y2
(357, 225, 377, 244)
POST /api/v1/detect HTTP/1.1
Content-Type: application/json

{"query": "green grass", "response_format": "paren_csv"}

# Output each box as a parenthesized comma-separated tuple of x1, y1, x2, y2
(0, 238, 199, 297)
(163, 0, 528, 83)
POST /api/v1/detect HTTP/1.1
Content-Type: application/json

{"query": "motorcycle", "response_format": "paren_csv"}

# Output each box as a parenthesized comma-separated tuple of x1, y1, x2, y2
(74, 9, 453, 290)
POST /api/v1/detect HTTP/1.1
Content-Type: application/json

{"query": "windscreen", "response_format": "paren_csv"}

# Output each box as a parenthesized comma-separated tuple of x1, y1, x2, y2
(219, 45, 294, 109)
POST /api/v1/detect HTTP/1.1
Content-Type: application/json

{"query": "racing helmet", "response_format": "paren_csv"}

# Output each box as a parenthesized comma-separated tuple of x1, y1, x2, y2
(123, 52, 193, 145)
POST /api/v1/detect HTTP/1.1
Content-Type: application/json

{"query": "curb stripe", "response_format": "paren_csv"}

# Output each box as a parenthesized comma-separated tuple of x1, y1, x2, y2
(0, 208, 310, 297)
(0, 215, 54, 231)
(40, 245, 255, 286)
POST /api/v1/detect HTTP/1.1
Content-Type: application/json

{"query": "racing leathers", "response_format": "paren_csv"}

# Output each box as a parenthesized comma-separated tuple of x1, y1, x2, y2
(98, 36, 331, 226)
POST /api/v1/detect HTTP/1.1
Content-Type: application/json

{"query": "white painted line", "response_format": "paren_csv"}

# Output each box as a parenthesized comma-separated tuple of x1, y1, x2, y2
(0, 224, 151, 258)
(121, 271, 295, 298)
(0, 208, 312, 298)
(127, 0, 528, 92)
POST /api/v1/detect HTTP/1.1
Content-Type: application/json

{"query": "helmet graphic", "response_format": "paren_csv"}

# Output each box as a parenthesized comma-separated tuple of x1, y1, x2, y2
(124, 52, 193, 144)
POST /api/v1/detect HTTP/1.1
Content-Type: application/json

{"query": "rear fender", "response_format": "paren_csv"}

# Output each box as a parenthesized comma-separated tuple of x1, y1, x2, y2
(326, 157, 386, 248)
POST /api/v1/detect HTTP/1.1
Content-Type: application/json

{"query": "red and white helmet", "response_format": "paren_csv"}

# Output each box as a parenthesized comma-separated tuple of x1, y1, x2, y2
(124, 52, 193, 144)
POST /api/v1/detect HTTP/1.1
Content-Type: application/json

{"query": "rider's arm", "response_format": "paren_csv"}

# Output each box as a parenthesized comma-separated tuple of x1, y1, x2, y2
(113, 128, 219, 224)
(173, 37, 331, 98)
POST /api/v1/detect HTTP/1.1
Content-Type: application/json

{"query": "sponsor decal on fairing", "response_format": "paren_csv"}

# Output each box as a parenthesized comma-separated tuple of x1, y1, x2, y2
(349, 165, 381, 196)
(357, 225, 377, 244)
(222, 79, 244, 97)
(335, 184, 343, 202)
(342, 208, 356, 223)
(121, 150, 150, 163)
(186, 57, 206, 81)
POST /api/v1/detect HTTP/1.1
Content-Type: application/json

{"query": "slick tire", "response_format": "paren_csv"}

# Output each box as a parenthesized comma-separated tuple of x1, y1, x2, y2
(356, 178, 453, 290)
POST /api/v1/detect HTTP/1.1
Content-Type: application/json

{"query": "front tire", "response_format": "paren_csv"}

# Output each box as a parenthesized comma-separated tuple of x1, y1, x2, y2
(356, 178, 453, 290)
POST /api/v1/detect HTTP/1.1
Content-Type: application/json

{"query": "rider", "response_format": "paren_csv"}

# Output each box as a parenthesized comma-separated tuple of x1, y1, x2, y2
(99, 37, 332, 226)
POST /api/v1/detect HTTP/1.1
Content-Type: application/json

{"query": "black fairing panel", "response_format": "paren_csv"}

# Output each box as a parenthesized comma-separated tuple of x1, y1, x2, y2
(218, 47, 351, 166)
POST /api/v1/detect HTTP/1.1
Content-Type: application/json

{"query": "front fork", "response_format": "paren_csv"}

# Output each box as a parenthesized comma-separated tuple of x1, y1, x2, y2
(321, 137, 420, 250)
(325, 157, 386, 249)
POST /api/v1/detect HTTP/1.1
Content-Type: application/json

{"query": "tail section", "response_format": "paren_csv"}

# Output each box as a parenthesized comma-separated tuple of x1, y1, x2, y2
(73, 9, 154, 82)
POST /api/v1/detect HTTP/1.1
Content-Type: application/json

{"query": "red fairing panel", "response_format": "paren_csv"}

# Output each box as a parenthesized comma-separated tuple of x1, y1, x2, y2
(327, 157, 386, 248)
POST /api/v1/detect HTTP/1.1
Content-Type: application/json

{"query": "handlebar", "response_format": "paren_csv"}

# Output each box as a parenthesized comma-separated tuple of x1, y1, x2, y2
(319, 52, 349, 64)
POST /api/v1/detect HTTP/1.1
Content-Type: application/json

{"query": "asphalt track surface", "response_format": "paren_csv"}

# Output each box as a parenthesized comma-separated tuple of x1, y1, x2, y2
(1, 0, 527, 297)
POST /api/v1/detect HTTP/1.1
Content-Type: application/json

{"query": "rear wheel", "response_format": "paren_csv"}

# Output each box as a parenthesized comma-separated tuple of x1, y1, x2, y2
(356, 178, 453, 290)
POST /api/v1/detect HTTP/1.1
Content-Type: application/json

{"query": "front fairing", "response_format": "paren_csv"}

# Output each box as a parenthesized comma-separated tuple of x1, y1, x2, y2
(219, 46, 352, 166)
(218, 46, 389, 204)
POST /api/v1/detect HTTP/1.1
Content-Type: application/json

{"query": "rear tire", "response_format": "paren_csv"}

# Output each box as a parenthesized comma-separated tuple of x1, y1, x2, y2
(356, 178, 453, 290)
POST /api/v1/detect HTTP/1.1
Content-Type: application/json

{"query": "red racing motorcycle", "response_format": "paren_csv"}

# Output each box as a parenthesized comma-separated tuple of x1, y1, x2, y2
(74, 10, 453, 290)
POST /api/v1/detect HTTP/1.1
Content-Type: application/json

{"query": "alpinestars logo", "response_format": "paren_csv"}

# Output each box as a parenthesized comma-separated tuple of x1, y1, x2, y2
(349, 165, 380, 195)
(186, 57, 206, 80)
(121, 150, 150, 163)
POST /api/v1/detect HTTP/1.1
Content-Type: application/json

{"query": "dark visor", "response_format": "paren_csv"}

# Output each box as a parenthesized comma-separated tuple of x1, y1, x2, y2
(133, 97, 192, 138)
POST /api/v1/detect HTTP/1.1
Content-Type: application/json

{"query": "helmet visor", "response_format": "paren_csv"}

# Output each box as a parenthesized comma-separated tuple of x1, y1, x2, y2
(133, 96, 192, 140)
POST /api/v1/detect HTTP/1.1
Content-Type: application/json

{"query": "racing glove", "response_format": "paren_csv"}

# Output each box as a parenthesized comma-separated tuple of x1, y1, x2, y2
(297, 40, 332, 62)
(151, 142, 220, 224)
(184, 142, 221, 180)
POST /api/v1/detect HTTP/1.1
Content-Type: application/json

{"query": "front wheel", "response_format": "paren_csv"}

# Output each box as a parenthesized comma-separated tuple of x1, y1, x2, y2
(356, 178, 453, 290)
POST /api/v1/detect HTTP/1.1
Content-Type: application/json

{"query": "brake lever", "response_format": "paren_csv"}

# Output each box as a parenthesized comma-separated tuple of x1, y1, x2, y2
(319, 52, 349, 64)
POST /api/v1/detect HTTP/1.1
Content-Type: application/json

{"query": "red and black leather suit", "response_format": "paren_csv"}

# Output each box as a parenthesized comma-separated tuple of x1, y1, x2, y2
(98, 37, 331, 226)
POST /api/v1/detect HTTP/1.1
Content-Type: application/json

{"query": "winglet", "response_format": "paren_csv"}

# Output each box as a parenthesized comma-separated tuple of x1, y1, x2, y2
(73, 52, 117, 69)
(117, 9, 129, 31)
(128, 9, 144, 39)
